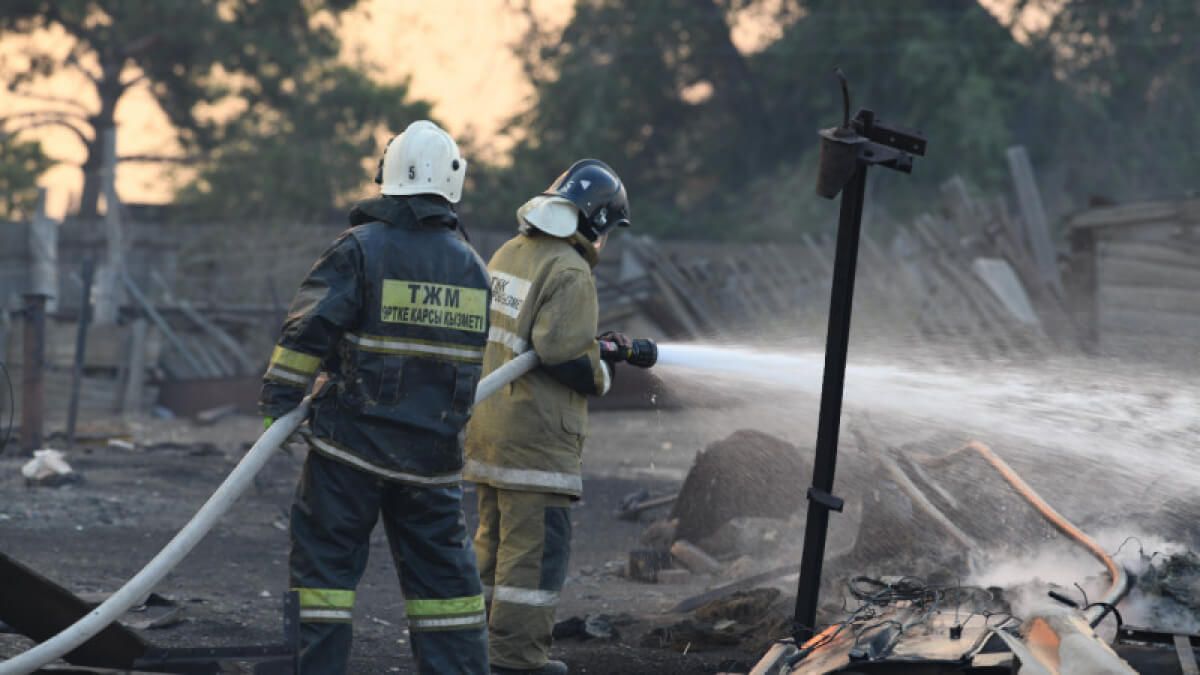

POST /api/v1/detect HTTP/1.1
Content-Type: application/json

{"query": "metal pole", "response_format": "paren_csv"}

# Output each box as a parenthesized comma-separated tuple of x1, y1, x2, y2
(793, 162, 868, 642)
(93, 128, 123, 325)
(20, 293, 48, 455)
(65, 258, 96, 448)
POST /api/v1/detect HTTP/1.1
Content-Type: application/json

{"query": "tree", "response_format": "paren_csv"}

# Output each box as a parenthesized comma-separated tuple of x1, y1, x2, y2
(0, 0, 379, 220)
(487, 0, 1070, 240)
(739, 0, 1071, 236)
(174, 64, 430, 222)
(1026, 0, 1200, 202)
(0, 134, 52, 220)
(471, 0, 775, 233)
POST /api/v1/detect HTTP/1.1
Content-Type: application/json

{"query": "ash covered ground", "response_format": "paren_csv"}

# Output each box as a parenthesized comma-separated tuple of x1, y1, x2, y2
(2, 348, 1199, 673)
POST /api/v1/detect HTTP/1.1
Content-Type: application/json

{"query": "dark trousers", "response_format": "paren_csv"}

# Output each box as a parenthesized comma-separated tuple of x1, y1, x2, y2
(290, 450, 488, 674)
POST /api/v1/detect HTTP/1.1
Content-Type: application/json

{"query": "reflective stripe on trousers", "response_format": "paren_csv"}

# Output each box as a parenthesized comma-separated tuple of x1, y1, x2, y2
(295, 587, 355, 623)
(406, 595, 488, 632)
(492, 586, 559, 607)
(474, 484, 572, 670)
(290, 451, 488, 674)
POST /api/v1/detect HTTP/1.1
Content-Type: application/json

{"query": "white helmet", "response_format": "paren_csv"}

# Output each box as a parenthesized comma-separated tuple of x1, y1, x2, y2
(377, 120, 467, 203)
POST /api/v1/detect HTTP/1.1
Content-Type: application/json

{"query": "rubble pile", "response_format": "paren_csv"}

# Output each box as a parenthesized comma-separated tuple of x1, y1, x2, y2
(670, 429, 809, 544)
(641, 588, 791, 654)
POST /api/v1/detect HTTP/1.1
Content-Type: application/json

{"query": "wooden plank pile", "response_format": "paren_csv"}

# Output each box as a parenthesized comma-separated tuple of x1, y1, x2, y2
(1066, 198, 1200, 362)
(159, 164, 1072, 364)
(1, 318, 163, 427)
(606, 171, 1067, 363)
(10, 135, 1177, 430)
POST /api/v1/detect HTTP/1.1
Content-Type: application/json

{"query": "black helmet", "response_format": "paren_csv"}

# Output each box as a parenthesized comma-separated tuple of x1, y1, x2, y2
(543, 159, 631, 241)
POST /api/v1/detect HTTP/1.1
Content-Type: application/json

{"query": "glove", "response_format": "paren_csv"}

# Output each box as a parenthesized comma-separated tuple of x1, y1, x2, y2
(263, 417, 274, 431)
(597, 331, 633, 363)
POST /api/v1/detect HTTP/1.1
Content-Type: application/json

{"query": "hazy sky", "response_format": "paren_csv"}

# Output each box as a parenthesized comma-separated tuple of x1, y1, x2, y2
(3, 0, 1028, 216)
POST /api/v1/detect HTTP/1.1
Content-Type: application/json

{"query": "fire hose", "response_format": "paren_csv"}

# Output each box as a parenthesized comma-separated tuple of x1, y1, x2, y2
(0, 350, 542, 675)
(964, 440, 1130, 627)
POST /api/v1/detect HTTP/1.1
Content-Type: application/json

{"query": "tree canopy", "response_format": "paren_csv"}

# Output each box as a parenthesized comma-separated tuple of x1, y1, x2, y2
(0, 0, 426, 222)
(174, 63, 429, 222)
(1031, 0, 1200, 203)
(0, 134, 52, 220)
(2, 1, 1196, 235)
(471, 0, 1076, 239)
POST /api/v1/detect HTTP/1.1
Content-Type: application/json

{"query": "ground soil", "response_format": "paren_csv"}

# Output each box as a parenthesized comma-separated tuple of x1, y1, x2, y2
(3, 350, 1199, 673)
(0, 412, 759, 674)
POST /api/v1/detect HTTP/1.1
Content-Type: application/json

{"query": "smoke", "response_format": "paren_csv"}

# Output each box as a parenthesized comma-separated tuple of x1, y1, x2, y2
(1104, 532, 1200, 635)
(963, 543, 1103, 634)
(652, 343, 1200, 634)
(963, 530, 1200, 634)
(653, 341, 1200, 530)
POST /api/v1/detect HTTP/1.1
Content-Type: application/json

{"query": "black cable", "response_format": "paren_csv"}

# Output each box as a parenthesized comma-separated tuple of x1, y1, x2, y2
(1074, 582, 1090, 608)
(1112, 536, 1145, 558)
(0, 360, 13, 454)
(793, 575, 1018, 665)
(984, 611, 1016, 629)
(1085, 602, 1124, 632)
(849, 576, 996, 659)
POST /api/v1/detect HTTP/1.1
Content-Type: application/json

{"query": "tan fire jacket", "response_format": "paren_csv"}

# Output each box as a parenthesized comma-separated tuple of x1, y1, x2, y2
(463, 227, 611, 497)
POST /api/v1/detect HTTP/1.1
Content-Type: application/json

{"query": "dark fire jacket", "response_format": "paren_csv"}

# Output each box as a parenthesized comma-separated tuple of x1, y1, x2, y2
(260, 196, 490, 484)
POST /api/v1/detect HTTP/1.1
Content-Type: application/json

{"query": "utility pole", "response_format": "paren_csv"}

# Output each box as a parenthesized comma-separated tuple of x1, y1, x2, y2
(92, 128, 124, 325)
(28, 188, 58, 311)
(65, 258, 95, 448)
(792, 71, 927, 647)
(20, 293, 48, 455)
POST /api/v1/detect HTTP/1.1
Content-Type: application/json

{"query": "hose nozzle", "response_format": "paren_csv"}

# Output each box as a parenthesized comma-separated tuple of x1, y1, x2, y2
(626, 338, 657, 368)
(598, 337, 657, 368)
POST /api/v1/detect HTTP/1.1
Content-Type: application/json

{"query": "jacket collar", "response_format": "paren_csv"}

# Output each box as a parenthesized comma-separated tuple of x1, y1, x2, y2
(568, 231, 600, 268)
(349, 195, 458, 229)
(517, 221, 599, 269)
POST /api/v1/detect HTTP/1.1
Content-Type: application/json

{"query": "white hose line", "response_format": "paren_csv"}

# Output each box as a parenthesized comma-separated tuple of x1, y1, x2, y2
(0, 351, 541, 675)
(0, 403, 308, 675)
(473, 350, 539, 404)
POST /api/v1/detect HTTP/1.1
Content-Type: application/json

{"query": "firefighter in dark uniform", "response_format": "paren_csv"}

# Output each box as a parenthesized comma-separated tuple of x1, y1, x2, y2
(260, 120, 490, 674)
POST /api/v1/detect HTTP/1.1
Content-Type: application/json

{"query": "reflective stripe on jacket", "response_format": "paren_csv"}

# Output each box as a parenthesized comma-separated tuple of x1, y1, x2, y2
(260, 196, 490, 482)
(464, 227, 610, 498)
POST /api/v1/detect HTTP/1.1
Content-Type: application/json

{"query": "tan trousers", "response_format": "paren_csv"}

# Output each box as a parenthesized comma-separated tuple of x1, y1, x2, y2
(474, 484, 573, 670)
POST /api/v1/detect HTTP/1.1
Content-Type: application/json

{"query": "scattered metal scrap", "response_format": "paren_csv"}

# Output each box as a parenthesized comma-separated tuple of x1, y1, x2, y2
(749, 441, 1140, 674)
(0, 550, 298, 673)
(616, 489, 678, 521)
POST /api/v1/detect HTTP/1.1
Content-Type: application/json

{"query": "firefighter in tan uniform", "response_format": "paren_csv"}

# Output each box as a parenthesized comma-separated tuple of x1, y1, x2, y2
(465, 160, 644, 674)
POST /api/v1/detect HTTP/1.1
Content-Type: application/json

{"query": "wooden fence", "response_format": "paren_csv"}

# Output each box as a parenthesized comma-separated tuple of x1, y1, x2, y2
(1067, 198, 1200, 364)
